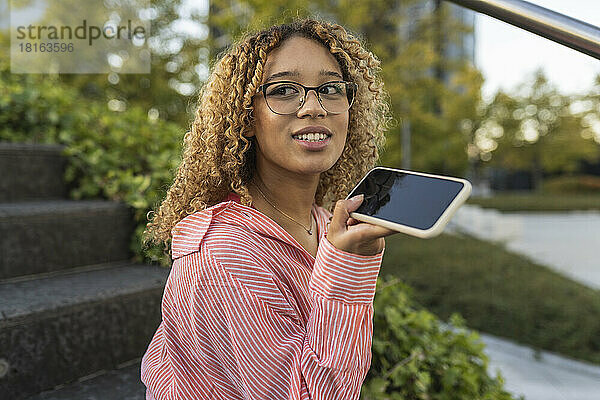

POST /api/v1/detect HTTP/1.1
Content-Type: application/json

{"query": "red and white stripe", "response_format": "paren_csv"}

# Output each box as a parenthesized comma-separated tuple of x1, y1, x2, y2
(141, 193, 384, 399)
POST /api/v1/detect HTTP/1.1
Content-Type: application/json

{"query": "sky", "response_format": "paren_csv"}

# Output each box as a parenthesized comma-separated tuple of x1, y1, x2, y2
(475, 0, 600, 100)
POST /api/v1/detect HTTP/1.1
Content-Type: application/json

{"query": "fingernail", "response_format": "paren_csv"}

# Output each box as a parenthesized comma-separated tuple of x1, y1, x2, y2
(350, 194, 364, 202)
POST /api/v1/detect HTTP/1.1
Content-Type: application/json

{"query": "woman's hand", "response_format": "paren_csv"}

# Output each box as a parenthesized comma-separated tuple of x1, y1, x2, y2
(326, 194, 397, 256)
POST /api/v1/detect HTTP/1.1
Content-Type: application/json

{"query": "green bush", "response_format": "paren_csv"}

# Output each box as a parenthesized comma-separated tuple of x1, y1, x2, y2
(364, 277, 519, 400)
(0, 65, 78, 144)
(0, 59, 184, 265)
(542, 175, 600, 194)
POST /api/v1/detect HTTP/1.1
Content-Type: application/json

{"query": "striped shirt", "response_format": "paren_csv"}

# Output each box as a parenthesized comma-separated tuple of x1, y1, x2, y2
(141, 192, 384, 400)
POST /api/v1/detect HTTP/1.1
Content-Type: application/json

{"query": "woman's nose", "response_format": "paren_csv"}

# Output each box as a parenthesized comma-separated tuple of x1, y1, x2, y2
(297, 89, 326, 118)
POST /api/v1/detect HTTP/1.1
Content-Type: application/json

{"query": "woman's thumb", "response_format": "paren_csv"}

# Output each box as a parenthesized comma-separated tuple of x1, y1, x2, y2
(347, 194, 364, 212)
(330, 194, 364, 232)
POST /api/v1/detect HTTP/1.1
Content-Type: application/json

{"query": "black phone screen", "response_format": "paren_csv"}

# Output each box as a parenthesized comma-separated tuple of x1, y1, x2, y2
(349, 168, 465, 230)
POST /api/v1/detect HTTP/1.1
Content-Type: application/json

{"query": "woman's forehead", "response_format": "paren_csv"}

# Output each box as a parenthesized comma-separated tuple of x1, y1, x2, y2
(262, 36, 343, 80)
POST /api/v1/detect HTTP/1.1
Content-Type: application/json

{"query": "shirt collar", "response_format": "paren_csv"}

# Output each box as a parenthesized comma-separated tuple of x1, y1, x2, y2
(172, 192, 330, 261)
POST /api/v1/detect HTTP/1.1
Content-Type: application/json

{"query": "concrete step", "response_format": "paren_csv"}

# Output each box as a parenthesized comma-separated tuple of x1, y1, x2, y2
(0, 262, 169, 399)
(26, 361, 145, 400)
(0, 143, 67, 202)
(0, 200, 134, 280)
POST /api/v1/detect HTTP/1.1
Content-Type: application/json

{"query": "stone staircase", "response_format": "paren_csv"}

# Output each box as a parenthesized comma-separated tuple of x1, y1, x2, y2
(0, 142, 169, 399)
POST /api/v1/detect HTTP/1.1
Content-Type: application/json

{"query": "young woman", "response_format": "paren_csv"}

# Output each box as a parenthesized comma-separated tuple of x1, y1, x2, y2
(141, 18, 395, 400)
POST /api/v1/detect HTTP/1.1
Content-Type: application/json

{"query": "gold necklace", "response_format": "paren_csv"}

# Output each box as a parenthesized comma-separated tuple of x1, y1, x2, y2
(253, 177, 314, 235)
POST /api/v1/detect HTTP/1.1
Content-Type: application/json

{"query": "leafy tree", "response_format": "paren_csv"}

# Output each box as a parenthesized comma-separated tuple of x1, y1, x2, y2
(475, 70, 600, 188)
(2, 0, 208, 127)
(379, 1, 483, 176)
(577, 73, 600, 165)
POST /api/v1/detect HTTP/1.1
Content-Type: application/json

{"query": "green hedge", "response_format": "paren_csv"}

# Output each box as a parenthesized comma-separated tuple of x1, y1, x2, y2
(0, 59, 183, 265)
(468, 192, 600, 212)
(365, 277, 519, 399)
(542, 175, 600, 194)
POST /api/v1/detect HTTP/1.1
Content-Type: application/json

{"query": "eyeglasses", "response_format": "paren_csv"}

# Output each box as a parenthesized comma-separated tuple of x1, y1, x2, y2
(256, 80, 358, 115)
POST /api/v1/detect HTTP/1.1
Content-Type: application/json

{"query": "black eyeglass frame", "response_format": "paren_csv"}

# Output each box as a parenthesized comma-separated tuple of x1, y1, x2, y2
(256, 80, 358, 115)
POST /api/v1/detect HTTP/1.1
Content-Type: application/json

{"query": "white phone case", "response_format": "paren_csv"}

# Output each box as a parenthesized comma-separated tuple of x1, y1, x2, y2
(346, 167, 472, 239)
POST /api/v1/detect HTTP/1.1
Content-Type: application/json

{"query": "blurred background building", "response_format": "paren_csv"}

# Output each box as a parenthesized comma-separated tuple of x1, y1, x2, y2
(401, 0, 476, 66)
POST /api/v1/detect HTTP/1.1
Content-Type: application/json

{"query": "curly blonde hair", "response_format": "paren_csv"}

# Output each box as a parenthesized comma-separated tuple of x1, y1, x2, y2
(145, 17, 390, 253)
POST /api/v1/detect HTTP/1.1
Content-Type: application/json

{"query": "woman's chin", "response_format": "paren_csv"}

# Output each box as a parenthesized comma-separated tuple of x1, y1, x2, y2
(294, 161, 337, 176)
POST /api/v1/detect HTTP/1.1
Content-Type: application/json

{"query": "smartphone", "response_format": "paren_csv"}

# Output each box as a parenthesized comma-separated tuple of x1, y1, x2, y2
(345, 167, 472, 238)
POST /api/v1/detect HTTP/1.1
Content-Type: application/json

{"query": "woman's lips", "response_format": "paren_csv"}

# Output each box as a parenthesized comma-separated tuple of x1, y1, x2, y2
(292, 125, 333, 137)
(291, 126, 333, 151)
(292, 135, 332, 150)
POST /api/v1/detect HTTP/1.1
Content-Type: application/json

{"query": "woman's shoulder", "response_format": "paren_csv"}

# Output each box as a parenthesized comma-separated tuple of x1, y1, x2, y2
(171, 195, 271, 265)
(171, 200, 234, 260)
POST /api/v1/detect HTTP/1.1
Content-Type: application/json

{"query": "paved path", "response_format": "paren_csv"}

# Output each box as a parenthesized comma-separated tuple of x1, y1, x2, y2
(448, 205, 600, 399)
(481, 333, 600, 400)
(503, 212, 600, 290)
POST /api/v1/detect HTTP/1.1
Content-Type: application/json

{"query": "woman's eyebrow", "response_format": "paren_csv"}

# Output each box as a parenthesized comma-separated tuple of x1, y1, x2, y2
(264, 69, 343, 83)
(320, 70, 343, 79)
(264, 71, 300, 83)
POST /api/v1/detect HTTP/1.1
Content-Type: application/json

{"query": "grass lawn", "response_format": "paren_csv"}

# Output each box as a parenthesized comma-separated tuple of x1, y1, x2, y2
(380, 232, 600, 365)
(468, 192, 600, 212)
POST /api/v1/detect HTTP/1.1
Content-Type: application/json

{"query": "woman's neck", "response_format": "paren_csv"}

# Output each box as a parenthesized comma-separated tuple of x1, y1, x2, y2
(249, 169, 319, 230)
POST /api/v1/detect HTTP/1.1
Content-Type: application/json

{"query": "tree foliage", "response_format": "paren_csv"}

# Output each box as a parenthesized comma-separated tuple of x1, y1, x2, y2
(474, 70, 600, 188)
(3, 0, 207, 126)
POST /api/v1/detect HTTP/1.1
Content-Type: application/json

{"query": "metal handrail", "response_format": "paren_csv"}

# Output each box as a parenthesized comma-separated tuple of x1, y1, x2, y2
(444, 0, 600, 60)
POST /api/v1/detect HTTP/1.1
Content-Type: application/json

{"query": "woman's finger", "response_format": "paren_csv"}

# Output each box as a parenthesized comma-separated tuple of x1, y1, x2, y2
(329, 194, 364, 233)
(347, 217, 360, 226)
(347, 220, 397, 239)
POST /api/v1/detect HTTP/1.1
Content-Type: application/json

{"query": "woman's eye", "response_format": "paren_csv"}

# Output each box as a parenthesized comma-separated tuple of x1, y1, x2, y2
(319, 83, 344, 95)
(267, 85, 299, 96)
